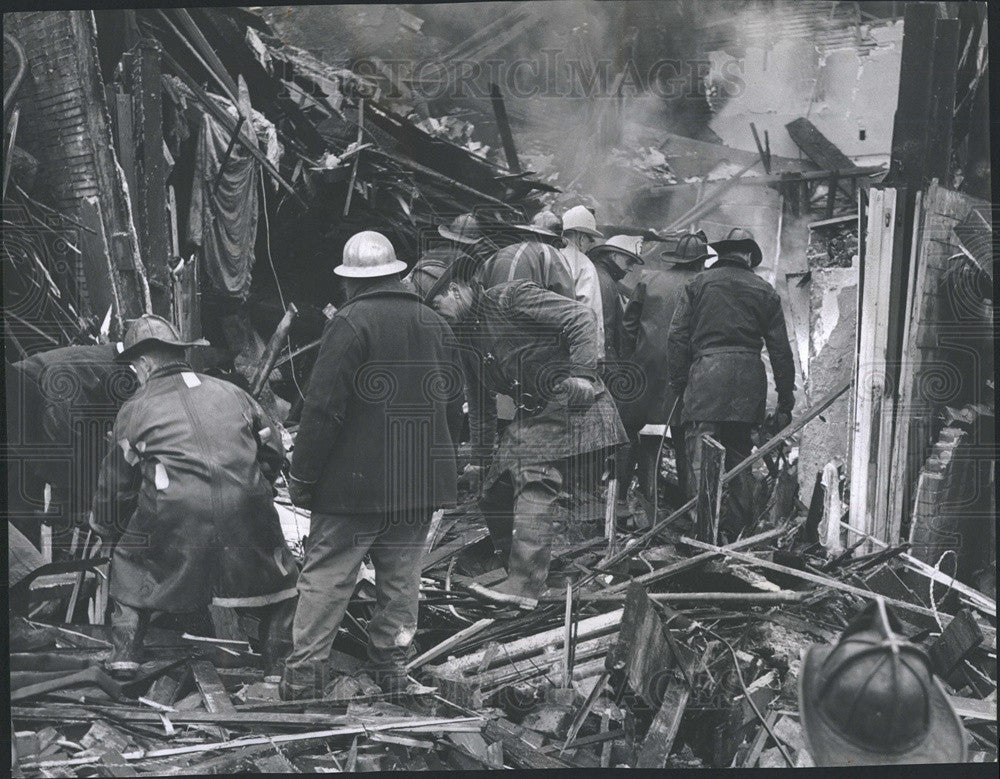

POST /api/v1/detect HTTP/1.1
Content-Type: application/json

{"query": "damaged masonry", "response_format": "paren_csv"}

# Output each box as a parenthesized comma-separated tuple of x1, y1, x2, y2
(3, 2, 995, 774)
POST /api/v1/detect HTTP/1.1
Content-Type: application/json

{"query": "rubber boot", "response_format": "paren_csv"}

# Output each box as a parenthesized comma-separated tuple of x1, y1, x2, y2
(105, 602, 148, 679)
(279, 661, 323, 701)
(490, 511, 555, 606)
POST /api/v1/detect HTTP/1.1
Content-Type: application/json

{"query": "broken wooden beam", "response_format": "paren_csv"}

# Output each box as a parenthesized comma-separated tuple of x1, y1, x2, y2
(785, 117, 857, 199)
(927, 609, 984, 678)
(250, 303, 298, 397)
(489, 83, 521, 173)
(547, 590, 806, 604)
(635, 676, 690, 768)
(696, 435, 725, 543)
(189, 660, 236, 715)
(406, 618, 495, 671)
(679, 537, 993, 635)
(20, 716, 485, 771)
(483, 718, 571, 770)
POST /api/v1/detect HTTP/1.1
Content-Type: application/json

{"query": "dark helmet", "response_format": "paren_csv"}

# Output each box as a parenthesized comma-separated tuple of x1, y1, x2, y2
(116, 314, 209, 361)
(710, 227, 763, 267)
(438, 213, 482, 245)
(799, 599, 966, 766)
(406, 258, 456, 305)
(662, 233, 712, 266)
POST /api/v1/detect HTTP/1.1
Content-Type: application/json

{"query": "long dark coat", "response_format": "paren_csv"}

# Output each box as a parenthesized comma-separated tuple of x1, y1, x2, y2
(91, 363, 298, 612)
(619, 263, 701, 429)
(452, 280, 628, 488)
(666, 261, 796, 424)
(10, 344, 136, 519)
(290, 279, 462, 515)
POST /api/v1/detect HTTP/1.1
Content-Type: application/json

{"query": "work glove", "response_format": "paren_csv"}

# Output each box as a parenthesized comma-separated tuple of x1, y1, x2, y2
(457, 464, 483, 495)
(774, 409, 792, 431)
(287, 474, 315, 510)
(558, 376, 598, 407)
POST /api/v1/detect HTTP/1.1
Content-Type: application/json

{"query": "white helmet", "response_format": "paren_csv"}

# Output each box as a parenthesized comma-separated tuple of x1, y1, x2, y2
(561, 205, 603, 238)
(336, 231, 408, 277)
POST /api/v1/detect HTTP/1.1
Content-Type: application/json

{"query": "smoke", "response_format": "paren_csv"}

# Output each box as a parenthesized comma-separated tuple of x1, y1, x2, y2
(264, 2, 764, 224)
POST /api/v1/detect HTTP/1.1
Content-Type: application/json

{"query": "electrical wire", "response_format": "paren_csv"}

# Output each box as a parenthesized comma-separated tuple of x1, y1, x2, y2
(694, 623, 796, 768)
(259, 166, 304, 401)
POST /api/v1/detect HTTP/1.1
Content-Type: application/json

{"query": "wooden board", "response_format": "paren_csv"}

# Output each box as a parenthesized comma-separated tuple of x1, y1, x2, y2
(635, 677, 689, 768)
(608, 582, 673, 708)
(785, 118, 856, 198)
(928, 609, 983, 677)
(189, 660, 236, 714)
(848, 186, 897, 550)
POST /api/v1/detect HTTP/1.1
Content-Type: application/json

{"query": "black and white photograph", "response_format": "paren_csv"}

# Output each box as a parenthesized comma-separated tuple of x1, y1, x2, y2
(3, 1, 996, 773)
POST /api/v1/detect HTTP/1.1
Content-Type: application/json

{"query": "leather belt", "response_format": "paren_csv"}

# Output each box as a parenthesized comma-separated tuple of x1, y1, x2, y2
(694, 346, 759, 358)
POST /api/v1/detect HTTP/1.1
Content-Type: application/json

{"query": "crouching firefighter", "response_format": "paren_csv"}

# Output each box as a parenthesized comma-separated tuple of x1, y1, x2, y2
(90, 315, 298, 678)
(411, 262, 628, 610)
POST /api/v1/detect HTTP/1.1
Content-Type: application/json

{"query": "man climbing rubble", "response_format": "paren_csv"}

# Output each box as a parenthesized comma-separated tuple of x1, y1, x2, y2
(411, 262, 627, 610)
(89, 315, 298, 678)
(666, 228, 795, 538)
(282, 231, 461, 699)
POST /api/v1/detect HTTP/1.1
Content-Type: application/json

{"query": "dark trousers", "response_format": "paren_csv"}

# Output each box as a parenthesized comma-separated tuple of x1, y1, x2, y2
(108, 596, 296, 673)
(619, 425, 688, 523)
(282, 510, 431, 694)
(685, 421, 753, 535)
(479, 451, 604, 600)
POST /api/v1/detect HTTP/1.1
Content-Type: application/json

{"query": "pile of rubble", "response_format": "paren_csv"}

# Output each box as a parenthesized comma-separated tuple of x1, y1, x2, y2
(12, 462, 997, 774)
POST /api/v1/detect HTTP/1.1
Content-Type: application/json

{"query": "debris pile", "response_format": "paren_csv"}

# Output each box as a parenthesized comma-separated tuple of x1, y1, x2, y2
(12, 412, 996, 774)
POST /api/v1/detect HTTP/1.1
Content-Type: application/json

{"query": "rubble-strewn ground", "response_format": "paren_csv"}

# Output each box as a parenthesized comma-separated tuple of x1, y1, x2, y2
(12, 461, 997, 774)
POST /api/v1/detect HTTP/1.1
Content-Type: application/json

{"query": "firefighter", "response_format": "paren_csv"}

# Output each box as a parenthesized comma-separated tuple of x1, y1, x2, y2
(282, 231, 461, 698)
(411, 262, 627, 609)
(666, 228, 795, 537)
(90, 315, 297, 677)
(619, 233, 712, 519)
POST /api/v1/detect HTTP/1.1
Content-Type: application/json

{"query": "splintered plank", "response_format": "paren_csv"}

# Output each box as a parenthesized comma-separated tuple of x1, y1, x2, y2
(189, 660, 236, 714)
(635, 677, 690, 768)
(422, 527, 489, 571)
(928, 609, 983, 678)
(696, 435, 725, 543)
(608, 582, 673, 708)
(785, 118, 856, 199)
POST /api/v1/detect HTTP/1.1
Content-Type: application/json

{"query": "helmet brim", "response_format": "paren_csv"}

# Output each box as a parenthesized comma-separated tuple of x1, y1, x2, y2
(116, 336, 210, 362)
(799, 643, 967, 766)
(709, 238, 763, 267)
(563, 225, 604, 239)
(590, 246, 644, 265)
(661, 248, 712, 265)
(438, 225, 480, 245)
(511, 223, 559, 239)
(334, 259, 408, 278)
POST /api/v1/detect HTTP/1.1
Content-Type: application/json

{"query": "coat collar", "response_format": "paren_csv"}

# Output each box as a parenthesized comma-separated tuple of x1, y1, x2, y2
(343, 277, 422, 306)
(146, 361, 193, 381)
